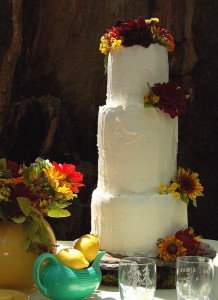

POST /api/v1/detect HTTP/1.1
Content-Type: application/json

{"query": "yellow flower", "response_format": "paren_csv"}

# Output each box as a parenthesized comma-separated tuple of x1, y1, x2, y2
(0, 186, 11, 202)
(167, 182, 179, 193)
(111, 38, 122, 49)
(171, 191, 181, 200)
(176, 167, 204, 201)
(43, 165, 76, 199)
(144, 94, 160, 105)
(44, 165, 67, 184)
(160, 182, 167, 192)
(149, 18, 159, 24)
(157, 235, 187, 261)
(100, 35, 106, 42)
(99, 34, 122, 55)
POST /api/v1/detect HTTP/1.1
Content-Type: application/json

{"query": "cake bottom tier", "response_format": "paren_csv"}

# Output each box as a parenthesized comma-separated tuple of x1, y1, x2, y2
(91, 188, 188, 256)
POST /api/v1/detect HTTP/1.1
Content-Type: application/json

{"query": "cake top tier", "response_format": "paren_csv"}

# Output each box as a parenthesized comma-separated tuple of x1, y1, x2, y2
(106, 44, 169, 107)
(100, 17, 175, 59)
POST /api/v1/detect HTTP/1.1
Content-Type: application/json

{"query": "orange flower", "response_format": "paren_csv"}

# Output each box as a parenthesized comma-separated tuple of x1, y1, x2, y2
(157, 235, 187, 261)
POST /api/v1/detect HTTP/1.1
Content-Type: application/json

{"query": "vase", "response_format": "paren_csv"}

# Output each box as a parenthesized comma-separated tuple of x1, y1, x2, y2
(0, 219, 56, 293)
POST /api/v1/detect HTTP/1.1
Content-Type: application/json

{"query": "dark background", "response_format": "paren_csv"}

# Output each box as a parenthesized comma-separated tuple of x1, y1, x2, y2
(0, 0, 217, 241)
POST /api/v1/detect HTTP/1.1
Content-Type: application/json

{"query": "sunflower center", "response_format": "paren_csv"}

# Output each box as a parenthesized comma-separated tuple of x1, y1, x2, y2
(180, 178, 194, 193)
(167, 243, 178, 254)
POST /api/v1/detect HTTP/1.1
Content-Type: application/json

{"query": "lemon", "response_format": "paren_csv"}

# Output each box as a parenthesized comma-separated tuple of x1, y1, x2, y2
(74, 233, 100, 263)
(56, 248, 89, 269)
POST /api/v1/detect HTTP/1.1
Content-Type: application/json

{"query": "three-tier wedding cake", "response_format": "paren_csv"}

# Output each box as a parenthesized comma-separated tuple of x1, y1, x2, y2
(91, 17, 188, 256)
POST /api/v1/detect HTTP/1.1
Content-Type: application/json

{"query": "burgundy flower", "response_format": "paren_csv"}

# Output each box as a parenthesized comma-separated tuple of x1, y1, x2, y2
(116, 17, 152, 48)
(152, 82, 187, 118)
(175, 228, 204, 256)
(11, 184, 37, 201)
(7, 184, 33, 219)
(6, 160, 21, 178)
(6, 200, 23, 219)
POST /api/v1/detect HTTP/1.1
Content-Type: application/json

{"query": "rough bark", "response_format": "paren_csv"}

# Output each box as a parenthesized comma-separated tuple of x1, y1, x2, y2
(0, 0, 22, 136)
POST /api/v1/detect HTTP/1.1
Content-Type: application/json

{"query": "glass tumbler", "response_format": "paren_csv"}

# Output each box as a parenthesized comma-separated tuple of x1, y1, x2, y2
(118, 257, 156, 300)
(176, 256, 214, 300)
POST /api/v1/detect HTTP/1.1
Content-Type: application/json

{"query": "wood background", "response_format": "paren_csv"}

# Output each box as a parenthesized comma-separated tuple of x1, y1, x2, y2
(0, 0, 217, 241)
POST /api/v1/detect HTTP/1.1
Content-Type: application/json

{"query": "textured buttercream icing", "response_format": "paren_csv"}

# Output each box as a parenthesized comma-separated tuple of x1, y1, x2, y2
(91, 189, 187, 256)
(91, 44, 188, 255)
(107, 44, 168, 107)
(97, 104, 178, 195)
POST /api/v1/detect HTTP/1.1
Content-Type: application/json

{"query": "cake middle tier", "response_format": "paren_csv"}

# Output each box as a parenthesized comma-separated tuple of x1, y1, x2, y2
(97, 105, 178, 195)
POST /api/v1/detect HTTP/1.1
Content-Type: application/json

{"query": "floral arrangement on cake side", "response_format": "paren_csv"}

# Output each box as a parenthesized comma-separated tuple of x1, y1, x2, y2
(0, 157, 84, 253)
(144, 82, 189, 118)
(159, 167, 204, 207)
(99, 16, 175, 71)
(157, 227, 205, 261)
(156, 169, 204, 262)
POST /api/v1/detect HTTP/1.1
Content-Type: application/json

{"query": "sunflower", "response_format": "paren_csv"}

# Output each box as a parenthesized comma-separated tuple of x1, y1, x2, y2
(176, 167, 204, 201)
(157, 235, 187, 261)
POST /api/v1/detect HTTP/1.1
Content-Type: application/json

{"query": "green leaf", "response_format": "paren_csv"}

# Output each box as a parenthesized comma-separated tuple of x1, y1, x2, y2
(104, 54, 108, 74)
(193, 199, 197, 207)
(17, 197, 32, 216)
(56, 202, 71, 209)
(23, 239, 31, 250)
(11, 216, 26, 223)
(144, 103, 154, 108)
(23, 218, 39, 238)
(0, 158, 7, 168)
(181, 196, 189, 205)
(47, 207, 71, 218)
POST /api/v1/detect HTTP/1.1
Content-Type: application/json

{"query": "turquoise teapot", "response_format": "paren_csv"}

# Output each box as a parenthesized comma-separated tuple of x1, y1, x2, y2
(33, 250, 106, 300)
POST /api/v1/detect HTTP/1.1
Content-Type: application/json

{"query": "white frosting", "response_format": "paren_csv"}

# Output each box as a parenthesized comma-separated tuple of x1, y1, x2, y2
(107, 44, 169, 107)
(91, 188, 188, 256)
(91, 44, 188, 255)
(97, 104, 178, 195)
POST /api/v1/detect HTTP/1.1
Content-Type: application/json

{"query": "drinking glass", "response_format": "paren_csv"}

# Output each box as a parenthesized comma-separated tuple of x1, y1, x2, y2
(118, 257, 156, 300)
(176, 256, 214, 300)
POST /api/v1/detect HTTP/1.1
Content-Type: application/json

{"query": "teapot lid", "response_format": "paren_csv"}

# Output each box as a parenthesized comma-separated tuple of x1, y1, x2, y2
(0, 289, 28, 300)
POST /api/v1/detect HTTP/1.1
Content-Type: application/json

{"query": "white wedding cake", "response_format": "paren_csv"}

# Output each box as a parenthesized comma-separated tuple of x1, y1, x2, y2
(91, 18, 188, 256)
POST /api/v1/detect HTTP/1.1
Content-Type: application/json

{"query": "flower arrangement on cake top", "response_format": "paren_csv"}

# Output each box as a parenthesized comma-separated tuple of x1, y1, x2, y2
(100, 17, 174, 55)
(100, 17, 175, 70)
(0, 157, 84, 252)
(157, 227, 205, 261)
(159, 167, 204, 207)
(144, 82, 189, 118)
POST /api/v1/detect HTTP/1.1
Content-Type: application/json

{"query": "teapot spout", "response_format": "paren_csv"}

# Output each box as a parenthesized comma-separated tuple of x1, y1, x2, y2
(91, 250, 106, 271)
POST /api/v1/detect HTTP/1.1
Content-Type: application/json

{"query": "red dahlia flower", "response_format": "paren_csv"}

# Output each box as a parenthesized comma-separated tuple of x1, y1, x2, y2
(175, 227, 204, 256)
(152, 82, 187, 118)
(115, 17, 152, 48)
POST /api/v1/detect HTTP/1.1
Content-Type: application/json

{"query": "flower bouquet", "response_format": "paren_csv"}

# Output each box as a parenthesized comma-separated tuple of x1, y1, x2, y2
(0, 157, 84, 253)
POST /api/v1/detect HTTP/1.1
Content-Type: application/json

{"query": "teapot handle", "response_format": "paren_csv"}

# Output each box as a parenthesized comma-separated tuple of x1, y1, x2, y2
(33, 252, 59, 297)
